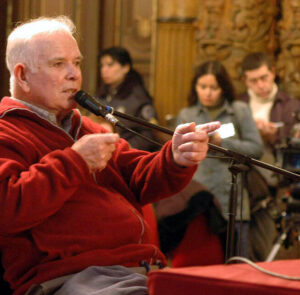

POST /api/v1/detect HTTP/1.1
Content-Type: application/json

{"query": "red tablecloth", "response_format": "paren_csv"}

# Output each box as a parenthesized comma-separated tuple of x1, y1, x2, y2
(148, 259, 300, 295)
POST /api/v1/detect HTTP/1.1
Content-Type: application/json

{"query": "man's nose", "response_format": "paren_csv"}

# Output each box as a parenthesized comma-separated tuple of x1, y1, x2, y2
(205, 88, 212, 96)
(256, 79, 265, 88)
(67, 64, 81, 80)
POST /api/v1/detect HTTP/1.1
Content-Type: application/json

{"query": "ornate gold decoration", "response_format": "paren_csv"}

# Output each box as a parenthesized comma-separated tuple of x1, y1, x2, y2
(195, 0, 277, 94)
(277, 0, 300, 98)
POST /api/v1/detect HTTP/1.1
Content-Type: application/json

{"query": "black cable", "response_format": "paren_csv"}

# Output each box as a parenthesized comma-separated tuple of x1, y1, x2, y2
(116, 122, 163, 148)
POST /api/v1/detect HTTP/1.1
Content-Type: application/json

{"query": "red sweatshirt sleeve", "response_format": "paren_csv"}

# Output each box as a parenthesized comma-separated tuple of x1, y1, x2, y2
(113, 139, 197, 205)
(0, 147, 90, 234)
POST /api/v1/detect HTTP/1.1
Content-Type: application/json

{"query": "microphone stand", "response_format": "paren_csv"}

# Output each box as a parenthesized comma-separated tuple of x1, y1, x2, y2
(105, 105, 300, 181)
(76, 92, 300, 260)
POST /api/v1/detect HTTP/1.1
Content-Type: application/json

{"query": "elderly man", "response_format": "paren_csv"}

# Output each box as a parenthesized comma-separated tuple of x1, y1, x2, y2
(0, 16, 219, 295)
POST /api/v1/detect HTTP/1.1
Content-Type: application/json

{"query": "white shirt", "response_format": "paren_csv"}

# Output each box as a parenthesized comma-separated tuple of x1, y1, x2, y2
(248, 83, 278, 122)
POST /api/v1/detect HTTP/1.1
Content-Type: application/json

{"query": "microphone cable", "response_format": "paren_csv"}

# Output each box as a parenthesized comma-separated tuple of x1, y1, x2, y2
(226, 256, 300, 281)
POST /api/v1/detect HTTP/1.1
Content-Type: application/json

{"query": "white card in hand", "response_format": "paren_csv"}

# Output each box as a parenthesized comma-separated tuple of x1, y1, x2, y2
(218, 122, 235, 139)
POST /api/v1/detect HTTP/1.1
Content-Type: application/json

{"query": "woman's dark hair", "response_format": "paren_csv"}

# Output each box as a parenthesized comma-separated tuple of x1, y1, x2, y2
(97, 46, 146, 100)
(99, 46, 133, 68)
(187, 60, 236, 106)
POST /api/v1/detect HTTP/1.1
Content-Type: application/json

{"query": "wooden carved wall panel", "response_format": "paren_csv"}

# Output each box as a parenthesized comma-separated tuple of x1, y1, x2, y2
(100, 0, 153, 91)
(118, 0, 153, 89)
(195, 0, 278, 94)
(157, 0, 198, 19)
(277, 0, 300, 99)
(0, 0, 9, 98)
(15, 0, 80, 21)
(154, 22, 196, 126)
(2, 0, 100, 96)
(152, 0, 198, 126)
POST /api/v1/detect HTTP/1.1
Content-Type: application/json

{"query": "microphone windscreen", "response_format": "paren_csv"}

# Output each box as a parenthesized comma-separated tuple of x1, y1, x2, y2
(74, 91, 103, 116)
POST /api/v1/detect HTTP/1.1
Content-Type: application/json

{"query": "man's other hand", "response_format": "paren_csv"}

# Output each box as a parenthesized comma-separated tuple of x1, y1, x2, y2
(72, 133, 120, 173)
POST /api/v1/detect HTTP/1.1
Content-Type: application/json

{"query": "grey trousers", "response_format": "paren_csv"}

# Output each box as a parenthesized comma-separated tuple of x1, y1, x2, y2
(25, 265, 148, 295)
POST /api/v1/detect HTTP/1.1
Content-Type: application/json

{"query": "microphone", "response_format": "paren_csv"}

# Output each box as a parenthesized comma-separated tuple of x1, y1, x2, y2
(75, 90, 119, 125)
(75, 90, 164, 148)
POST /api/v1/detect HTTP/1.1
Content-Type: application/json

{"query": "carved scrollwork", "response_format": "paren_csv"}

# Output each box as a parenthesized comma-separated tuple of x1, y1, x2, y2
(195, 0, 277, 93)
(277, 0, 300, 98)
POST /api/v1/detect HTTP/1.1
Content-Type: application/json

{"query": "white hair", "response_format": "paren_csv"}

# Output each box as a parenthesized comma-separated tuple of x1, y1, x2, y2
(6, 15, 76, 94)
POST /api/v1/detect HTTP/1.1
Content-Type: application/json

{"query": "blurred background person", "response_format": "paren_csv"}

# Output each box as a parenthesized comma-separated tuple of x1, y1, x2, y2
(240, 52, 300, 192)
(95, 46, 159, 151)
(175, 60, 264, 258)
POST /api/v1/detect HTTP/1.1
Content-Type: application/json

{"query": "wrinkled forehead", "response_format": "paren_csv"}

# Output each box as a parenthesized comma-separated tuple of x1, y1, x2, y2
(31, 31, 81, 57)
(31, 30, 76, 46)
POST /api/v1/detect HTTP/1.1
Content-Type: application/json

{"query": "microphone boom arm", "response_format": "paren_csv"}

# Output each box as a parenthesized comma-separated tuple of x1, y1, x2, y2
(107, 104, 300, 182)
(75, 90, 300, 261)
(75, 90, 300, 182)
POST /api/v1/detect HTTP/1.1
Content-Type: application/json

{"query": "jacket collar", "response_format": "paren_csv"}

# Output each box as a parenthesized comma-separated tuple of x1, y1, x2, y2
(0, 96, 82, 135)
(197, 100, 234, 115)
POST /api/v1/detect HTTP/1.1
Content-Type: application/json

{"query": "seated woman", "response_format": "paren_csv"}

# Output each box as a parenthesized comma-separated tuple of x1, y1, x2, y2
(95, 46, 159, 151)
(169, 60, 264, 261)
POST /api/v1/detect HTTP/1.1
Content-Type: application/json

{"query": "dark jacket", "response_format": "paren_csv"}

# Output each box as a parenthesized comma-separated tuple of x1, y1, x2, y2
(239, 90, 300, 142)
(98, 83, 159, 152)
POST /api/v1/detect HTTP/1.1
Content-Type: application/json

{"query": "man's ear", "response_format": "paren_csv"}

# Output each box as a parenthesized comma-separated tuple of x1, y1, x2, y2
(242, 73, 249, 87)
(14, 63, 30, 92)
(271, 66, 276, 77)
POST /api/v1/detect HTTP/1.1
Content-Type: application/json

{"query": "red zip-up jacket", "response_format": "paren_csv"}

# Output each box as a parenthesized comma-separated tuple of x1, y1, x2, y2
(0, 97, 196, 295)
